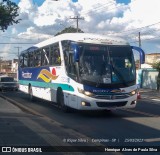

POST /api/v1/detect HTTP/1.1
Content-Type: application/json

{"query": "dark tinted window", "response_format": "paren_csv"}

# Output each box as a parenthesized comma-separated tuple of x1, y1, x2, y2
(1, 77, 14, 82)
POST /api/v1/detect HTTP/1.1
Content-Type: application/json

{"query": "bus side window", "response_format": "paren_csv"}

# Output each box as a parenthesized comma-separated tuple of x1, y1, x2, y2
(61, 40, 71, 73)
(19, 55, 24, 68)
(42, 47, 49, 66)
(23, 53, 28, 67)
(28, 52, 34, 67)
(35, 50, 41, 67)
(67, 51, 77, 80)
(64, 50, 69, 72)
(53, 49, 61, 65)
(50, 43, 61, 65)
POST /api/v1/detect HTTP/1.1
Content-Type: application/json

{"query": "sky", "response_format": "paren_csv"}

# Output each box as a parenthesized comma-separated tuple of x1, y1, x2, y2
(0, 0, 160, 60)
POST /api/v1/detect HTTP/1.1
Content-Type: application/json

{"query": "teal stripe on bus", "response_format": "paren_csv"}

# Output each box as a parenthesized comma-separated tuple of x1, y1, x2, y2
(19, 80, 74, 92)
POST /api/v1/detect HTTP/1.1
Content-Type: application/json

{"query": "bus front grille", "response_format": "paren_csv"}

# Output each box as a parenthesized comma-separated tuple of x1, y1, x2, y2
(94, 94, 130, 100)
(96, 101, 127, 107)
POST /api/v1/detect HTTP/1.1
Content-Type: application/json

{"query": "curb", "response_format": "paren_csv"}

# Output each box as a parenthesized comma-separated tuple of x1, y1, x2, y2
(0, 94, 63, 127)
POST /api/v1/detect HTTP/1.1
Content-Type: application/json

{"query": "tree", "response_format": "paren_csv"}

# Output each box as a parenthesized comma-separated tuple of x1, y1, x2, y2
(55, 26, 84, 36)
(152, 61, 160, 91)
(0, 0, 20, 31)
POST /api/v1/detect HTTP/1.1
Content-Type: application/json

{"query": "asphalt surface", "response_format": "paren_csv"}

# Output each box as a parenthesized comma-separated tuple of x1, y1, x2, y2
(0, 91, 120, 155)
(0, 89, 159, 155)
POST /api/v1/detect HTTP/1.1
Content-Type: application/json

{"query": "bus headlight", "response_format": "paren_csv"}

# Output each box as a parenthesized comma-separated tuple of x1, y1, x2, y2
(84, 91, 94, 97)
(78, 88, 94, 97)
(130, 90, 137, 95)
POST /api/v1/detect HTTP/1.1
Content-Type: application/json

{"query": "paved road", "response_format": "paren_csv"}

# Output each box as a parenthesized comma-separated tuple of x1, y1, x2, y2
(0, 89, 160, 155)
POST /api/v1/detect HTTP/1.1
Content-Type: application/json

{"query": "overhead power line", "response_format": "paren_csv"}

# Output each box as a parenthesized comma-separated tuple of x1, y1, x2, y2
(130, 35, 160, 44)
(67, 0, 137, 31)
(113, 21, 160, 36)
(0, 43, 37, 44)
(80, 1, 115, 16)
(0, 35, 34, 41)
(80, 0, 137, 17)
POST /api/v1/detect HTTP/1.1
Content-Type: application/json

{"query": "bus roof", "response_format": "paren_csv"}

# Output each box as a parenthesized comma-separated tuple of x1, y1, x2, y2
(35, 33, 129, 48)
(21, 33, 129, 54)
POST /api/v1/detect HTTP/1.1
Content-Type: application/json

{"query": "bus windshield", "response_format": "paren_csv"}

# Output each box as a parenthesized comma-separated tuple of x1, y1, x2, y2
(78, 44, 136, 86)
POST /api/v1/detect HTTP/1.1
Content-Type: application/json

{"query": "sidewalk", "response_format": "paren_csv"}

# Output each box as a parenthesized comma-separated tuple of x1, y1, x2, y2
(139, 88, 160, 99)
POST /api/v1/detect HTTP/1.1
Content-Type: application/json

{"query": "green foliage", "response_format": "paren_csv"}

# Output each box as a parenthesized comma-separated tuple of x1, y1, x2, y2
(0, 0, 20, 31)
(152, 61, 160, 71)
(55, 26, 84, 36)
(152, 61, 160, 91)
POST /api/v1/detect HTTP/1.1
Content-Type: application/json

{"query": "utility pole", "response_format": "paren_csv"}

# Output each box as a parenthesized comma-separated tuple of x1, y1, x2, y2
(138, 32, 141, 48)
(138, 32, 142, 69)
(14, 46, 22, 58)
(0, 56, 3, 73)
(70, 16, 84, 32)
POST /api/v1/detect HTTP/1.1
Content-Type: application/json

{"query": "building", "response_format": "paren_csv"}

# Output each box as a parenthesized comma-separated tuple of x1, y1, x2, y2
(0, 59, 18, 79)
(145, 53, 160, 64)
(11, 59, 18, 73)
(0, 60, 12, 73)
(137, 53, 160, 90)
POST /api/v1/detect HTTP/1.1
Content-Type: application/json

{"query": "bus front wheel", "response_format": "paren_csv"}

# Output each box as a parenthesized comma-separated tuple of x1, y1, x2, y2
(57, 89, 69, 112)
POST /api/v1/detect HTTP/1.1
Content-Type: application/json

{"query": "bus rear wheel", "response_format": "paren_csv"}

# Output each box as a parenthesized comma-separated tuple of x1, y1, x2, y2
(57, 89, 69, 112)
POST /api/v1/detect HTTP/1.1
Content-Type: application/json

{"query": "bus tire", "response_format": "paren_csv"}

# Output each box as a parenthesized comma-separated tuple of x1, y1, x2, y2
(28, 85, 34, 101)
(57, 89, 69, 112)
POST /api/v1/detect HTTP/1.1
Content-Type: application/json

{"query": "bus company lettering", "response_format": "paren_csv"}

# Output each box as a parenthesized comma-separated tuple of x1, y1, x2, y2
(93, 89, 121, 93)
(22, 72, 32, 79)
(84, 38, 113, 44)
(93, 90, 109, 93)
(61, 77, 70, 83)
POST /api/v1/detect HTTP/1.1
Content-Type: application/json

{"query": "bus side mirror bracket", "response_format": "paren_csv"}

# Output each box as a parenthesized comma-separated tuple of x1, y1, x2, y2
(131, 46, 145, 64)
(71, 43, 79, 62)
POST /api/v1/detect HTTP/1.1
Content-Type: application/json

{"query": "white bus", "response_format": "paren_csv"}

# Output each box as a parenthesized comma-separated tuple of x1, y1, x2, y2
(18, 33, 145, 112)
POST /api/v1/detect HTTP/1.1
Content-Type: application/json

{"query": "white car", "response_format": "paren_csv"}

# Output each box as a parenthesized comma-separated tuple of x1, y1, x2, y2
(0, 76, 18, 91)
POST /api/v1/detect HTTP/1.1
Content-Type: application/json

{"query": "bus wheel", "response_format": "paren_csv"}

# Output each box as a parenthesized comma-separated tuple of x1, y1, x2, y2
(57, 89, 69, 112)
(29, 86, 34, 101)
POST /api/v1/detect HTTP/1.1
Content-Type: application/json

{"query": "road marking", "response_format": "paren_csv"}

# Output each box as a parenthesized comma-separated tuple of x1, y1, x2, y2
(144, 138, 160, 142)
(121, 109, 159, 117)
(140, 98, 160, 105)
(124, 117, 160, 131)
(151, 98, 160, 102)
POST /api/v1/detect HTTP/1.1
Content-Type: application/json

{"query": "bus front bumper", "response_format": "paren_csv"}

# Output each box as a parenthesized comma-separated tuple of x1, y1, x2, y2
(76, 94, 137, 110)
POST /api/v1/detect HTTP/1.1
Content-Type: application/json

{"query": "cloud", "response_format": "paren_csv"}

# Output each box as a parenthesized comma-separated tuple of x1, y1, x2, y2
(18, 0, 37, 14)
(18, 26, 52, 41)
(1, 0, 160, 60)
(6, 0, 160, 34)
(34, 0, 76, 26)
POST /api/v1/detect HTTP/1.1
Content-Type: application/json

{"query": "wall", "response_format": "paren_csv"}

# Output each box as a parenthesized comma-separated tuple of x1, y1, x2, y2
(142, 69, 159, 89)
(137, 69, 159, 90)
